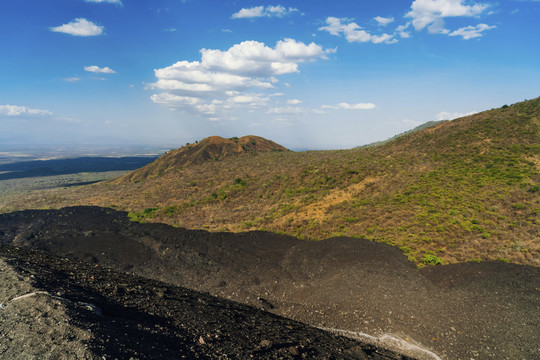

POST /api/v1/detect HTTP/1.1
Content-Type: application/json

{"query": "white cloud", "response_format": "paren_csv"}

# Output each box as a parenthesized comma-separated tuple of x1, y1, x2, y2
(150, 61, 274, 93)
(149, 39, 327, 118)
(229, 94, 268, 105)
(406, 0, 489, 34)
(149, 39, 325, 114)
(319, 17, 397, 44)
(64, 77, 81, 82)
(85, 0, 122, 5)
(84, 65, 116, 74)
(374, 16, 394, 26)
(151, 93, 202, 107)
(322, 102, 377, 110)
(50, 18, 104, 36)
(0, 105, 53, 117)
(200, 39, 325, 76)
(396, 23, 412, 38)
(449, 23, 496, 39)
(436, 110, 477, 120)
(232, 5, 299, 19)
(287, 99, 302, 105)
(232, 6, 264, 18)
(267, 106, 305, 114)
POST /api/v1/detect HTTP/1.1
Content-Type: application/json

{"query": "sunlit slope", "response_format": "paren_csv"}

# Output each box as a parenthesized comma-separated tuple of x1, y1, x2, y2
(115, 135, 288, 183)
(1, 98, 538, 266)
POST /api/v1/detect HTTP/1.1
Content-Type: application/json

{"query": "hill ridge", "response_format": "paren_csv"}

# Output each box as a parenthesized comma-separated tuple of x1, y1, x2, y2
(1, 97, 538, 267)
(115, 135, 287, 183)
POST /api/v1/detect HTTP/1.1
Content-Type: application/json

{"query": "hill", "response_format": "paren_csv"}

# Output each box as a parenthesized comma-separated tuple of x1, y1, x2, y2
(0, 98, 538, 266)
(2, 206, 538, 359)
(115, 135, 288, 183)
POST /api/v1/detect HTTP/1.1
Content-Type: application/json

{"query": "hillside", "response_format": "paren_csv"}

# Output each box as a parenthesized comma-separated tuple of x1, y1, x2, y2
(0, 241, 408, 360)
(0, 98, 538, 266)
(115, 135, 288, 183)
(2, 207, 538, 359)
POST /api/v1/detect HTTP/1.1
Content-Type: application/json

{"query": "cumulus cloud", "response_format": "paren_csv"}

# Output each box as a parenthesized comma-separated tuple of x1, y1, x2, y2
(0, 105, 53, 117)
(406, 0, 489, 34)
(396, 23, 412, 38)
(232, 5, 299, 19)
(287, 99, 302, 105)
(436, 110, 477, 120)
(151, 93, 268, 115)
(267, 106, 305, 114)
(149, 39, 327, 117)
(374, 16, 394, 26)
(449, 23, 496, 39)
(319, 17, 397, 44)
(197, 39, 324, 77)
(84, 65, 116, 74)
(321, 102, 377, 110)
(85, 0, 122, 5)
(50, 18, 104, 36)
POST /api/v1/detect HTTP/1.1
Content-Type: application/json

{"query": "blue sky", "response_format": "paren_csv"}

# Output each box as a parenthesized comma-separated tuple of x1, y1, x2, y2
(1, 0, 539, 150)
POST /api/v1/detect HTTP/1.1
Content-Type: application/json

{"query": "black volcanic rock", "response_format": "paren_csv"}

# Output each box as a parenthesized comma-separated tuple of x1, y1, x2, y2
(1, 206, 539, 359)
(1, 244, 409, 359)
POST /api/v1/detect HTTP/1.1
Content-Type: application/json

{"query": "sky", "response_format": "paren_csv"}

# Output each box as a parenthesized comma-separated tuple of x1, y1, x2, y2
(1, 0, 539, 150)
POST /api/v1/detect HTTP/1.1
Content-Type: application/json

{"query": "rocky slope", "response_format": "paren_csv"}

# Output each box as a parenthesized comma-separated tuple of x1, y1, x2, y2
(1, 244, 408, 360)
(1, 206, 538, 359)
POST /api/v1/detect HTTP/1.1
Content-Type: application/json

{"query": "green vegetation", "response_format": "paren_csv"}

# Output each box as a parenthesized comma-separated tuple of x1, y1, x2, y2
(421, 254, 443, 266)
(1, 98, 538, 267)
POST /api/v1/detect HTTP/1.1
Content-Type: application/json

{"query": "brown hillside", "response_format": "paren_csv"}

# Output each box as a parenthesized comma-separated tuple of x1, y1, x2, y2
(115, 135, 287, 183)
(1, 98, 538, 267)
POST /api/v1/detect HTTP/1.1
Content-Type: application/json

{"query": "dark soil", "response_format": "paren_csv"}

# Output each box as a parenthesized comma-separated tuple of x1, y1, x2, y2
(1, 206, 538, 359)
(0, 244, 406, 359)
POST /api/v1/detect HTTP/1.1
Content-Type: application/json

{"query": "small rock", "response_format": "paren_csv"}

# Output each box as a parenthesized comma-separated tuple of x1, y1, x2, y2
(259, 339, 272, 349)
(198, 336, 205, 345)
(257, 297, 275, 310)
(288, 346, 300, 356)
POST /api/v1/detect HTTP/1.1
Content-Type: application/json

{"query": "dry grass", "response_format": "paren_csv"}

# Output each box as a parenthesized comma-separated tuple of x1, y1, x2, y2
(1, 98, 538, 267)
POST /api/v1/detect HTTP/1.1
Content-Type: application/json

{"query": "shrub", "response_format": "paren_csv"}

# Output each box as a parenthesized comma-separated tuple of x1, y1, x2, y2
(400, 246, 411, 254)
(143, 207, 158, 215)
(234, 178, 247, 186)
(420, 254, 443, 265)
